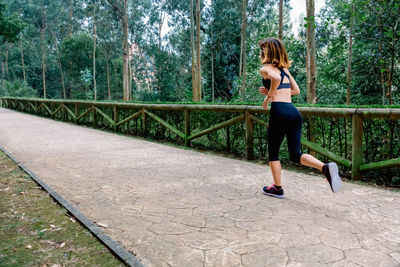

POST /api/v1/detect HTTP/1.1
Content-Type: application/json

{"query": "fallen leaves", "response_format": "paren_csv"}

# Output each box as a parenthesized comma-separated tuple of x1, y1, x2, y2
(96, 222, 108, 228)
(26, 244, 32, 249)
(45, 240, 55, 246)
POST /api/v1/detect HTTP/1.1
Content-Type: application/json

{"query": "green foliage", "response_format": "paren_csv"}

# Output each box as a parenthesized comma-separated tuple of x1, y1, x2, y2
(0, 80, 36, 97)
(59, 33, 93, 99)
(0, 0, 23, 43)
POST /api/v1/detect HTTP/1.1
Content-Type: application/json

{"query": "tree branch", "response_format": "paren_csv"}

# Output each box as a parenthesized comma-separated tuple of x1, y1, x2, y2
(103, 0, 123, 19)
(358, 36, 392, 47)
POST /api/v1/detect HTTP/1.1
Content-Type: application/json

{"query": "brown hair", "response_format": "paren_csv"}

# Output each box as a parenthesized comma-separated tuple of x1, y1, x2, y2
(258, 38, 291, 68)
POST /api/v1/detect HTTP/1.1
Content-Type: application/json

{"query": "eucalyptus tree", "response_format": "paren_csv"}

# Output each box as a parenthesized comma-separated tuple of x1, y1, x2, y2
(357, 0, 400, 105)
(0, 0, 23, 89)
(234, 0, 295, 103)
(305, 0, 316, 104)
(92, 0, 97, 100)
(190, 0, 196, 101)
(160, 0, 195, 100)
(103, 0, 130, 101)
(346, 0, 354, 105)
(0, 0, 23, 43)
(6, 0, 51, 98)
(59, 33, 93, 99)
(319, 0, 399, 105)
(202, 0, 242, 101)
(238, 0, 268, 101)
(278, 0, 283, 39)
(0, 0, 23, 86)
(94, 3, 121, 100)
(194, 0, 202, 102)
(239, 0, 248, 101)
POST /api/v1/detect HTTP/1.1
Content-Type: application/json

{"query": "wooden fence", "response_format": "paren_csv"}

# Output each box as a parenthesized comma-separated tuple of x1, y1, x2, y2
(1, 97, 399, 179)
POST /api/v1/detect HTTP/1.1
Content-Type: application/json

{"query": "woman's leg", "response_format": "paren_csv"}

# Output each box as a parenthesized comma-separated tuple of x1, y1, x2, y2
(300, 154, 324, 171)
(269, 160, 282, 186)
(268, 118, 285, 186)
(286, 109, 325, 172)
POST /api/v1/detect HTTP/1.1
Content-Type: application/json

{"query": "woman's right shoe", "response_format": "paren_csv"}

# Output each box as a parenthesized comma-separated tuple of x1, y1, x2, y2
(323, 162, 342, 193)
(263, 185, 285, 198)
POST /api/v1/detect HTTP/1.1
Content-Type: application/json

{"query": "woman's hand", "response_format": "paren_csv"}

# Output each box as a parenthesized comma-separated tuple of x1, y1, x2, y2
(259, 87, 268, 96)
(262, 96, 271, 110)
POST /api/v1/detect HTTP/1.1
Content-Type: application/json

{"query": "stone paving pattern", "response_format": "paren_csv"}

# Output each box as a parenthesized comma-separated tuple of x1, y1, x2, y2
(0, 108, 399, 267)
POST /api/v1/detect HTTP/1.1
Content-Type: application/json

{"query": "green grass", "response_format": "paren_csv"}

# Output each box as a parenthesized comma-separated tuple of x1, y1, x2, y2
(0, 152, 125, 267)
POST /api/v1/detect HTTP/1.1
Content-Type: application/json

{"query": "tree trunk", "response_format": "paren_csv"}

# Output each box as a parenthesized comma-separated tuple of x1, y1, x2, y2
(69, 0, 73, 37)
(306, 0, 316, 104)
(240, 0, 248, 101)
(195, 0, 201, 102)
(279, 0, 283, 40)
(122, 0, 130, 101)
(190, 0, 197, 101)
(1, 62, 4, 86)
(387, 15, 398, 105)
(41, 24, 47, 98)
(158, 9, 164, 95)
(379, 43, 386, 105)
(211, 50, 215, 102)
(54, 34, 66, 99)
(93, 2, 97, 101)
(241, 51, 247, 102)
(378, 4, 386, 105)
(106, 55, 111, 100)
(20, 38, 26, 84)
(388, 47, 395, 105)
(128, 39, 132, 97)
(5, 45, 9, 81)
(346, 0, 354, 105)
(158, 9, 164, 51)
(239, 0, 248, 77)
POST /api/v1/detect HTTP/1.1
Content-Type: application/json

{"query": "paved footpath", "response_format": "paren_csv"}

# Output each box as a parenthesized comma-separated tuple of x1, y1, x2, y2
(0, 108, 399, 267)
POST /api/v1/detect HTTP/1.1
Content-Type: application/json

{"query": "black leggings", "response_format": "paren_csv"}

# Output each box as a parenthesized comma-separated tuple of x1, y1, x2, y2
(268, 102, 303, 163)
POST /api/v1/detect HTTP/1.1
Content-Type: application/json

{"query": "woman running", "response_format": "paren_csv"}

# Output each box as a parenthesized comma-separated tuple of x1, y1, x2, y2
(258, 37, 342, 198)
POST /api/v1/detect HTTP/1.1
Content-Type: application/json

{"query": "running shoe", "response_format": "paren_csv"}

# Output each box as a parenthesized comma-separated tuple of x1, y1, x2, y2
(323, 162, 342, 193)
(262, 185, 285, 198)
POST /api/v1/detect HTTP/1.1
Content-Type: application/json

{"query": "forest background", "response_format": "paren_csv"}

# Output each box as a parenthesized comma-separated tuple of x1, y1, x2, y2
(0, 0, 399, 106)
(1, 0, 400, 186)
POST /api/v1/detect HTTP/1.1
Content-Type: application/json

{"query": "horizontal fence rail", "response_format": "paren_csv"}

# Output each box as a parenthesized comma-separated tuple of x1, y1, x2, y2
(1, 97, 400, 179)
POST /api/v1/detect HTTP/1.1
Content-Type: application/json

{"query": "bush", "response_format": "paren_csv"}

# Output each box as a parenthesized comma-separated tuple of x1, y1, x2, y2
(0, 80, 37, 97)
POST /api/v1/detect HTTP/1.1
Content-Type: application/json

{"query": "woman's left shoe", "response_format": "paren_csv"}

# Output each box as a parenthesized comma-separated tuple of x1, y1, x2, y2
(263, 185, 285, 198)
(323, 162, 342, 193)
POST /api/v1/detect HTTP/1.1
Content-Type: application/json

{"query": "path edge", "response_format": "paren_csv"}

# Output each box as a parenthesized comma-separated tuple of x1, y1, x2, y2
(0, 145, 144, 267)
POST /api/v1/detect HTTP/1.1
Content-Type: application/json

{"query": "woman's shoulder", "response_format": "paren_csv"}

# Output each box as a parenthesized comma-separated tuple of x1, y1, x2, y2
(260, 64, 281, 80)
(260, 64, 276, 73)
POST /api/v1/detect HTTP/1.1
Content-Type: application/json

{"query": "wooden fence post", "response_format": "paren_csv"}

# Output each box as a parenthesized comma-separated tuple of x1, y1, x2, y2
(113, 106, 118, 132)
(92, 105, 96, 127)
(352, 113, 364, 179)
(142, 108, 147, 138)
(62, 104, 66, 121)
(50, 102, 54, 119)
(75, 104, 78, 124)
(184, 108, 191, 147)
(245, 110, 254, 160)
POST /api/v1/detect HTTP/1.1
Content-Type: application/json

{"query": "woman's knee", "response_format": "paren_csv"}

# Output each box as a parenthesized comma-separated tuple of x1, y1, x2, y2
(289, 152, 302, 164)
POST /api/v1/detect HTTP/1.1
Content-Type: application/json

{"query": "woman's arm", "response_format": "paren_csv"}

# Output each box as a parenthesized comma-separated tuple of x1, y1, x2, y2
(259, 66, 280, 97)
(287, 70, 300, 96)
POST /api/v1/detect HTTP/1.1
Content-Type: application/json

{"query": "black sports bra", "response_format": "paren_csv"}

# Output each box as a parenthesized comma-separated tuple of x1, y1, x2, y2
(262, 68, 291, 90)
